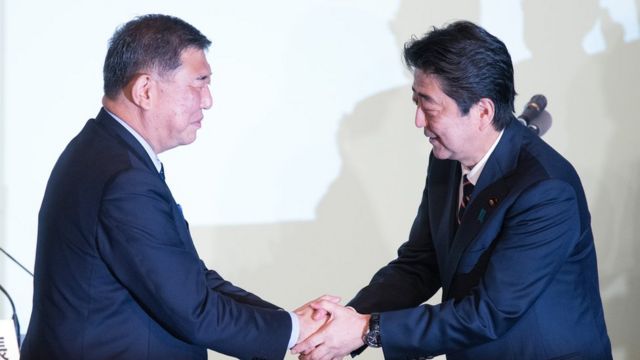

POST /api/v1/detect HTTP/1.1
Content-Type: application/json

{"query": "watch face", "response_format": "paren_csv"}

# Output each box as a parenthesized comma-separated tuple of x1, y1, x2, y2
(364, 313, 382, 347)
(366, 330, 381, 348)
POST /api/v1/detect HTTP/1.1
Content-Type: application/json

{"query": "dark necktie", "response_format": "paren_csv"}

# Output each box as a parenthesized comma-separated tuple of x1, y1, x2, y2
(457, 174, 474, 223)
(158, 163, 183, 216)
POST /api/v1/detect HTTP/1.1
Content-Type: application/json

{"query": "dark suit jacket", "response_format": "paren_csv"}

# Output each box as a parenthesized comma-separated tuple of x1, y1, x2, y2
(349, 119, 612, 360)
(22, 109, 291, 360)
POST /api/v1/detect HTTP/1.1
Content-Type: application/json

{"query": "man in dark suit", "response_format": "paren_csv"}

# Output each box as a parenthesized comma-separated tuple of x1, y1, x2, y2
(293, 21, 612, 359)
(21, 14, 324, 360)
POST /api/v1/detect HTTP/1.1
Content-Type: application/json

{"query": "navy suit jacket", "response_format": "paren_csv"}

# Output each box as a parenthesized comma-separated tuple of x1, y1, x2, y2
(349, 119, 612, 359)
(22, 109, 291, 360)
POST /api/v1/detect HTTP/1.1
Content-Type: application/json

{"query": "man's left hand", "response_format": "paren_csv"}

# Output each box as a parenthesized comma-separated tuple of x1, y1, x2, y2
(291, 299, 370, 360)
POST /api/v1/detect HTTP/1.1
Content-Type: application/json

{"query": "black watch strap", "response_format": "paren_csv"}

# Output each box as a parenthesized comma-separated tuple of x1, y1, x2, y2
(363, 313, 381, 348)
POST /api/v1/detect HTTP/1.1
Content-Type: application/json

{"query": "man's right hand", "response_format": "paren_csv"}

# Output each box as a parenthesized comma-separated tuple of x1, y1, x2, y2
(294, 295, 341, 343)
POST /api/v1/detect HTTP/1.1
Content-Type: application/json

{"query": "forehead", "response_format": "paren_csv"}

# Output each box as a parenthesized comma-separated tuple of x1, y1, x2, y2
(412, 69, 443, 95)
(411, 69, 450, 105)
(175, 47, 212, 77)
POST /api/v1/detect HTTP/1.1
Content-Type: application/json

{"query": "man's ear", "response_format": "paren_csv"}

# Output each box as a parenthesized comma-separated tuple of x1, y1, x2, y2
(475, 97, 495, 131)
(127, 73, 153, 110)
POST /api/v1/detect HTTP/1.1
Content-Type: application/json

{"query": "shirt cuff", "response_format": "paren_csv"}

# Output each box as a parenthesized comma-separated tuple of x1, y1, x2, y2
(287, 311, 300, 349)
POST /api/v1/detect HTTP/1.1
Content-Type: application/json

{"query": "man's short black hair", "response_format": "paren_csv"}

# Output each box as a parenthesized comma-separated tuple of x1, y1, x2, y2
(404, 20, 516, 130)
(103, 14, 211, 99)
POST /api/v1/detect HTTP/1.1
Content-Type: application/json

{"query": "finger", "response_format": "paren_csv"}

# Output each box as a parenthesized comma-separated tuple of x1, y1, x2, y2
(319, 294, 341, 303)
(291, 332, 325, 355)
(295, 304, 330, 322)
(294, 302, 315, 314)
(295, 295, 341, 313)
(291, 342, 315, 356)
(311, 308, 330, 321)
(307, 295, 341, 309)
(304, 344, 332, 360)
(295, 304, 316, 316)
(309, 299, 344, 314)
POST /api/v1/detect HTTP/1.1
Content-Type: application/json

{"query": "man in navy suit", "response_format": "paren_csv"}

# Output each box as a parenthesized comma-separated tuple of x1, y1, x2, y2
(293, 21, 612, 359)
(21, 14, 325, 360)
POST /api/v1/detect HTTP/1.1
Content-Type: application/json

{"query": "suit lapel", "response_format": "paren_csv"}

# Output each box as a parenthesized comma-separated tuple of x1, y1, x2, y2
(426, 157, 460, 278)
(94, 108, 197, 252)
(441, 120, 523, 298)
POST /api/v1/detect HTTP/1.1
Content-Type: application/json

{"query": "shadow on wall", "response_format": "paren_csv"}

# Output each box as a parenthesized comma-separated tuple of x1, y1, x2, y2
(517, 1, 640, 359)
(191, 0, 478, 308)
(192, 3, 478, 360)
(192, 0, 639, 359)
(593, 7, 640, 360)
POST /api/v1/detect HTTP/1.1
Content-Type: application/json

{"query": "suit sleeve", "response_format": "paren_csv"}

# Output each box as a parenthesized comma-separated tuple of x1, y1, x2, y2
(349, 166, 442, 314)
(202, 264, 282, 309)
(96, 168, 290, 360)
(378, 179, 581, 358)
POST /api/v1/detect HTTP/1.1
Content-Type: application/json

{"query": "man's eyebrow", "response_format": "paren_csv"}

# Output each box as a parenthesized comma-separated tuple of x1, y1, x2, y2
(411, 87, 434, 103)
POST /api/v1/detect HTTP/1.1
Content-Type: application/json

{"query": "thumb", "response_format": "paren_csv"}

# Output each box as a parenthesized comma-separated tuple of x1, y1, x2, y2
(311, 295, 341, 320)
(310, 299, 344, 314)
(319, 294, 341, 303)
(312, 308, 330, 321)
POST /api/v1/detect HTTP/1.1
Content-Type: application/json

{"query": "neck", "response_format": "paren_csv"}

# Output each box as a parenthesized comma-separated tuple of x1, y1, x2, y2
(461, 127, 500, 169)
(102, 96, 161, 153)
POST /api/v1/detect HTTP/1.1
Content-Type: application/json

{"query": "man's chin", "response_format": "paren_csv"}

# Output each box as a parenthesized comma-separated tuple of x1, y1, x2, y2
(184, 136, 198, 146)
(173, 136, 198, 150)
(184, 130, 199, 144)
(431, 147, 451, 161)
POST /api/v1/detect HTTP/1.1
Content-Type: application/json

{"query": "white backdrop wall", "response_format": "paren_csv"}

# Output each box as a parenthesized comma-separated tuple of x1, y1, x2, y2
(1, 1, 639, 359)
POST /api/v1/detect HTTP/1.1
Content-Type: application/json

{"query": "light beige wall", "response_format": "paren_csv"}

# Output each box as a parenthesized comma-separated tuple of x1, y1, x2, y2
(191, 1, 640, 359)
(1, 1, 637, 359)
(517, 1, 639, 359)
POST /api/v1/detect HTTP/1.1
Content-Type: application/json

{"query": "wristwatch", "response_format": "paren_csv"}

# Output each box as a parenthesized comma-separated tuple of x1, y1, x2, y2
(363, 313, 381, 348)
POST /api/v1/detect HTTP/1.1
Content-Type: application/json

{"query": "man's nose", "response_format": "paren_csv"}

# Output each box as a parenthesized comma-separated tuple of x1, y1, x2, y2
(201, 86, 213, 110)
(415, 106, 427, 128)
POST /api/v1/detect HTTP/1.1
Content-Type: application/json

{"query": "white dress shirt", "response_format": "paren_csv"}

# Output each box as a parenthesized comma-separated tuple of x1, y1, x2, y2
(459, 130, 505, 206)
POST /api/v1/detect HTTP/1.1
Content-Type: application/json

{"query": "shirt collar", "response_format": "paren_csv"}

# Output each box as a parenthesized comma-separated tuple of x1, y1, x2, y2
(461, 129, 504, 185)
(105, 109, 163, 173)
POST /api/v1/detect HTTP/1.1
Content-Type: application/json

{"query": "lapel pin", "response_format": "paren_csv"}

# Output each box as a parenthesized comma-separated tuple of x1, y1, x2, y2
(488, 197, 499, 208)
(477, 208, 486, 223)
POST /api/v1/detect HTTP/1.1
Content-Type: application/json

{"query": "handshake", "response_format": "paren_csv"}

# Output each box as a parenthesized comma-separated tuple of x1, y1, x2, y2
(290, 295, 373, 360)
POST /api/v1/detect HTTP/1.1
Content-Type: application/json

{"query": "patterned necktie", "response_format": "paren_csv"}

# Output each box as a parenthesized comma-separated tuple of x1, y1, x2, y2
(159, 163, 166, 181)
(457, 174, 474, 223)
